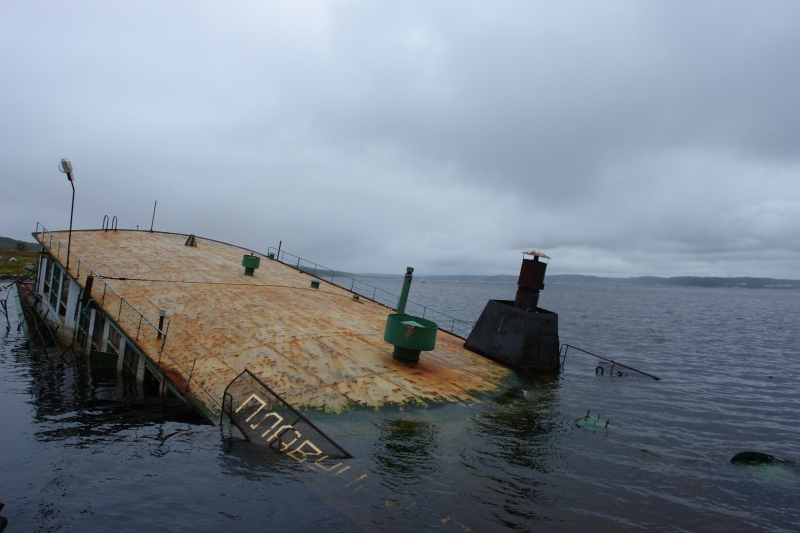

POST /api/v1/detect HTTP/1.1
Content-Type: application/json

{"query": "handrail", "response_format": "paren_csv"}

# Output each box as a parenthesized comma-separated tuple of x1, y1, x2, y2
(267, 246, 475, 338)
(35, 222, 220, 414)
(559, 343, 660, 380)
(159, 347, 221, 410)
(35, 222, 166, 338)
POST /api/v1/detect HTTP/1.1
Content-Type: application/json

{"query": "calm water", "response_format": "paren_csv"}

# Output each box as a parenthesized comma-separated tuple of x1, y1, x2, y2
(1, 280, 799, 532)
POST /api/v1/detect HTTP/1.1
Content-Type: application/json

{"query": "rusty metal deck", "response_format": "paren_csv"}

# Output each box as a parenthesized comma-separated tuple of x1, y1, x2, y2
(39, 230, 511, 413)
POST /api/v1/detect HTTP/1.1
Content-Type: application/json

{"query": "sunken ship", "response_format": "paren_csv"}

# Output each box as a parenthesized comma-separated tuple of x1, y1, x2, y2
(18, 223, 559, 458)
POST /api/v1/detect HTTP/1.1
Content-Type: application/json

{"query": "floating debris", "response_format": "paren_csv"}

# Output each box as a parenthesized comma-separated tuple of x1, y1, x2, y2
(575, 410, 610, 431)
(730, 451, 791, 465)
(731, 452, 799, 485)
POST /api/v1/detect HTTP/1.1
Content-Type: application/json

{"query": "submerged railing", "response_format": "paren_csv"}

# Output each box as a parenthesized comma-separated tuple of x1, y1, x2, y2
(559, 343, 660, 380)
(268, 247, 475, 339)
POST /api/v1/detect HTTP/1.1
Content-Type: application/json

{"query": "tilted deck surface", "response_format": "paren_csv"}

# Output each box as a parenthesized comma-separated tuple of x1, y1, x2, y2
(40, 230, 511, 413)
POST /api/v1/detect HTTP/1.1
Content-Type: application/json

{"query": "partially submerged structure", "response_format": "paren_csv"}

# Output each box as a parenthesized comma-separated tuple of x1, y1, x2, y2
(465, 250, 560, 371)
(28, 225, 513, 423)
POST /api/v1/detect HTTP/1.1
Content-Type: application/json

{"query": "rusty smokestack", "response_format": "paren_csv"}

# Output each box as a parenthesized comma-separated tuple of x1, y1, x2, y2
(514, 250, 549, 311)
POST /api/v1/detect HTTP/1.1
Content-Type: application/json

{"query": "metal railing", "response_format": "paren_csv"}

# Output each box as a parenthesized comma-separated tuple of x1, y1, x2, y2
(559, 343, 660, 380)
(35, 222, 165, 341)
(34, 223, 221, 412)
(268, 247, 475, 339)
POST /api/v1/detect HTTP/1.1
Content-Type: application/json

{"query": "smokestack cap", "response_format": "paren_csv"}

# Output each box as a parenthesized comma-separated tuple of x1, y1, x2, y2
(522, 250, 550, 260)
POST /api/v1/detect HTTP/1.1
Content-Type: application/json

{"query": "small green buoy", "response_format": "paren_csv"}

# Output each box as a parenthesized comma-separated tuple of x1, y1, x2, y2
(242, 254, 261, 276)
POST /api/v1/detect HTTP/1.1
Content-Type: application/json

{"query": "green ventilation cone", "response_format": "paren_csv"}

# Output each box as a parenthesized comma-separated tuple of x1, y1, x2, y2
(242, 254, 261, 276)
(383, 267, 438, 364)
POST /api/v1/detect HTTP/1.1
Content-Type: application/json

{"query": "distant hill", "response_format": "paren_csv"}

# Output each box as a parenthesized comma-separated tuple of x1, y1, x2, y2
(476, 274, 517, 282)
(354, 272, 800, 289)
(545, 274, 800, 289)
(229, 261, 800, 289)
(358, 273, 488, 281)
(0, 236, 41, 251)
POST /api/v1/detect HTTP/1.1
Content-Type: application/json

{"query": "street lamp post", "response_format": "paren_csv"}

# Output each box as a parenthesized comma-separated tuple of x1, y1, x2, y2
(58, 158, 75, 272)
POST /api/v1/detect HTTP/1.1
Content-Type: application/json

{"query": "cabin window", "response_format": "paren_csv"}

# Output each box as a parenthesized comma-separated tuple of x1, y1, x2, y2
(49, 265, 62, 310)
(91, 312, 105, 352)
(58, 277, 70, 318)
(43, 260, 52, 297)
(123, 342, 140, 376)
(107, 326, 122, 355)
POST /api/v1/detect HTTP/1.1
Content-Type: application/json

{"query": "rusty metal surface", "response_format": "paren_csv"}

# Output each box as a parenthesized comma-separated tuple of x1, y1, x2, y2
(517, 258, 547, 290)
(36, 230, 511, 413)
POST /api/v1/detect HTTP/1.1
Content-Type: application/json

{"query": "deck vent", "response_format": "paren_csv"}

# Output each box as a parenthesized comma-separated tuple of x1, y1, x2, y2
(310, 279, 320, 289)
(242, 253, 261, 276)
(185, 234, 197, 247)
(383, 267, 438, 364)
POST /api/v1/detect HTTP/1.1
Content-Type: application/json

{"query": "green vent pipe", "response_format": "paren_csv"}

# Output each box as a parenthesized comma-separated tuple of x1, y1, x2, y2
(396, 267, 413, 314)
(384, 266, 438, 364)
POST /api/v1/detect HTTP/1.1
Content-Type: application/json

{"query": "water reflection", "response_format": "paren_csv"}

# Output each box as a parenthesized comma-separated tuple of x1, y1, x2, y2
(5, 281, 800, 532)
(21, 341, 202, 445)
(474, 374, 563, 471)
(373, 418, 440, 485)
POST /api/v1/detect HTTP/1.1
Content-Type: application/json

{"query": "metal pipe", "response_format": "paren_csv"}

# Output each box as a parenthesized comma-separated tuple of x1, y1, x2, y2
(396, 267, 413, 314)
(160, 319, 170, 353)
(65, 174, 75, 272)
(150, 201, 157, 232)
(186, 358, 196, 392)
(157, 310, 166, 339)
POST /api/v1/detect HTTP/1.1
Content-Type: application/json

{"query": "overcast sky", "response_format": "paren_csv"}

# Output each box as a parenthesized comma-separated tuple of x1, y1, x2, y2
(2, 1, 798, 277)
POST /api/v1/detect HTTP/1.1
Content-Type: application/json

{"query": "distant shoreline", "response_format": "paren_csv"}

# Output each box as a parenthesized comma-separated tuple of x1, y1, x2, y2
(355, 273, 800, 289)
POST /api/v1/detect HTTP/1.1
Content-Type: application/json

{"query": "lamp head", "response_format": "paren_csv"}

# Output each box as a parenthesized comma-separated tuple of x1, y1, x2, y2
(58, 158, 74, 181)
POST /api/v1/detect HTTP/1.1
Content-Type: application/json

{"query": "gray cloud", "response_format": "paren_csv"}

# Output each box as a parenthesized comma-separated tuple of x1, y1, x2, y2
(2, 1, 798, 277)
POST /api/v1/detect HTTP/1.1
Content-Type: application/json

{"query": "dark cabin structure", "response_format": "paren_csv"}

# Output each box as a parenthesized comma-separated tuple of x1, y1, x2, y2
(464, 250, 560, 371)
